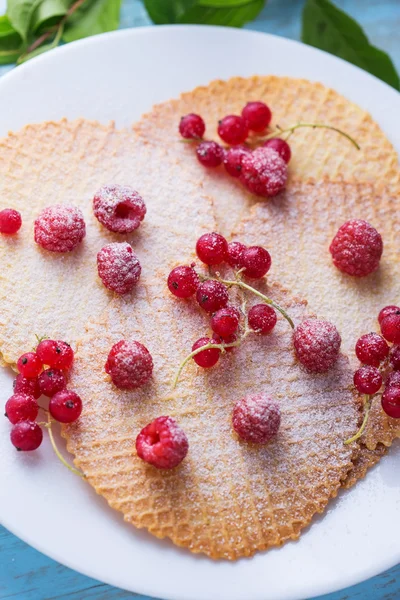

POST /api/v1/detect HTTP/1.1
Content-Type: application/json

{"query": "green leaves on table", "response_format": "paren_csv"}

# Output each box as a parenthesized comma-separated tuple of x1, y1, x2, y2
(302, 0, 400, 91)
(144, 0, 266, 27)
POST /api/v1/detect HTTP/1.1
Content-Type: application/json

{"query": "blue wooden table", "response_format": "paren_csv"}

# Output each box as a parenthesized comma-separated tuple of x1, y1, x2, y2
(0, 1, 399, 598)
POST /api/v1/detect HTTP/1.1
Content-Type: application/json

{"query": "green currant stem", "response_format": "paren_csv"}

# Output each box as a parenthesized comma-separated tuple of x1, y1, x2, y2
(260, 123, 360, 150)
(344, 395, 372, 445)
(46, 415, 85, 478)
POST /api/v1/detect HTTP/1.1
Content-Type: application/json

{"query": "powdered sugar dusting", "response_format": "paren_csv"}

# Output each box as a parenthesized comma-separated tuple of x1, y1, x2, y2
(97, 242, 141, 294)
(93, 184, 146, 233)
(34, 204, 86, 252)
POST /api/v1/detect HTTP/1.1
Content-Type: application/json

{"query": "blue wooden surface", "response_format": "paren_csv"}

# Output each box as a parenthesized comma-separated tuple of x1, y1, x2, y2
(1, 1, 399, 598)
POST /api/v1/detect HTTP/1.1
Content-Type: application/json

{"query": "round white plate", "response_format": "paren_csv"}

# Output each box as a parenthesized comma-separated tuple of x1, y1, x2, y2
(0, 25, 399, 600)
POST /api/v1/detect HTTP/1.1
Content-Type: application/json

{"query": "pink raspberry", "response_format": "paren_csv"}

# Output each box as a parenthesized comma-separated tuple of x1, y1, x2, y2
(34, 205, 86, 253)
(97, 242, 141, 295)
(329, 220, 383, 277)
(232, 394, 280, 443)
(136, 416, 189, 469)
(93, 184, 146, 233)
(105, 340, 153, 390)
(294, 319, 341, 373)
(240, 147, 287, 197)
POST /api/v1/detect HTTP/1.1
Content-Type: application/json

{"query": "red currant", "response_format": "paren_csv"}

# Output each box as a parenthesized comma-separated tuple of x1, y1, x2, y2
(226, 241, 246, 269)
(263, 138, 291, 163)
(353, 366, 382, 394)
(386, 371, 400, 388)
(355, 333, 389, 367)
(378, 305, 400, 325)
(212, 332, 237, 352)
(248, 304, 277, 334)
(5, 393, 39, 424)
(10, 421, 43, 451)
(223, 146, 250, 177)
(192, 337, 220, 368)
(241, 101, 272, 132)
(167, 265, 199, 298)
(242, 246, 271, 279)
(49, 389, 82, 423)
(179, 114, 205, 139)
(196, 232, 228, 265)
(196, 280, 229, 313)
(17, 352, 42, 378)
(218, 115, 249, 145)
(381, 313, 400, 344)
(36, 340, 74, 370)
(0, 208, 22, 234)
(196, 141, 223, 167)
(211, 306, 240, 338)
(381, 386, 400, 418)
(389, 345, 400, 371)
(13, 374, 41, 399)
(38, 369, 66, 397)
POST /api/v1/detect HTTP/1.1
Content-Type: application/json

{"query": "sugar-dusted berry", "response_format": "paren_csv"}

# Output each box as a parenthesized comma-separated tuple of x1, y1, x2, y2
(242, 246, 271, 279)
(179, 114, 205, 139)
(381, 312, 400, 344)
(223, 146, 250, 178)
(97, 242, 141, 295)
(5, 393, 39, 424)
(196, 141, 223, 167)
(294, 319, 341, 373)
(105, 340, 153, 390)
(240, 146, 288, 197)
(168, 265, 199, 299)
(211, 306, 240, 338)
(93, 184, 146, 233)
(38, 369, 66, 397)
(226, 241, 246, 268)
(218, 115, 249, 145)
(0, 209, 22, 234)
(49, 389, 82, 423)
(192, 337, 221, 368)
(381, 386, 400, 418)
(248, 304, 277, 334)
(329, 220, 383, 277)
(10, 421, 43, 451)
(353, 366, 382, 395)
(34, 205, 86, 252)
(355, 333, 389, 367)
(17, 352, 42, 378)
(196, 232, 228, 265)
(13, 374, 41, 399)
(263, 138, 291, 163)
(136, 416, 189, 469)
(196, 280, 229, 313)
(233, 394, 280, 443)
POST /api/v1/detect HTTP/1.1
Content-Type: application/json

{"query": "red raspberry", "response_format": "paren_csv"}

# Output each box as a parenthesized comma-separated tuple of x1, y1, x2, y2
(263, 138, 291, 163)
(242, 102, 272, 132)
(196, 232, 228, 265)
(167, 265, 199, 298)
(226, 241, 246, 268)
(34, 205, 86, 252)
(97, 242, 141, 295)
(329, 220, 383, 277)
(13, 374, 41, 399)
(232, 394, 280, 443)
(196, 141, 223, 168)
(136, 416, 188, 469)
(192, 337, 220, 368)
(378, 305, 400, 325)
(49, 389, 82, 423)
(240, 147, 287, 197)
(389, 345, 400, 371)
(294, 319, 341, 373)
(0, 208, 22, 234)
(218, 115, 249, 145)
(5, 393, 39, 424)
(179, 114, 205, 139)
(355, 333, 389, 367)
(196, 280, 229, 313)
(17, 352, 42, 378)
(36, 340, 74, 370)
(381, 386, 400, 418)
(212, 332, 237, 352)
(386, 371, 400, 388)
(38, 369, 66, 397)
(248, 304, 277, 334)
(105, 340, 153, 389)
(381, 312, 400, 344)
(93, 184, 146, 233)
(353, 366, 382, 395)
(242, 246, 271, 279)
(10, 421, 43, 451)
(211, 306, 240, 338)
(223, 146, 250, 178)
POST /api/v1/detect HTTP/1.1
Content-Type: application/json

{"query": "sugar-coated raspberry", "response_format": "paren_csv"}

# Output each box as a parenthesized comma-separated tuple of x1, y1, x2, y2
(378, 305, 400, 325)
(353, 366, 382, 395)
(10, 421, 43, 451)
(192, 337, 220, 368)
(242, 246, 271, 278)
(232, 394, 280, 443)
(105, 340, 153, 389)
(386, 371, 400, 388)
(196, 141, 224, 167)
(136, 416, 189, 469)
(17, 352, 42, 378)
(0, 209, 22, 234)
(263, 138, 291, 163)
(218, 115, 249, 145)
(248, 304, 277, 334)
(13, 374, 41, 399)
(381, 386, 400, 418)
(179, 114, 205, 139)
(211, 306, 240, 338)
(329, 220, 383, 277)
(223, 146, 250, 177)
(212, 332, 237, 352)
(34, 205, 86, 252)
(355, 333, 389, 367)
(97, 242, 141, 295)
(389, 345, 400, 371)
(196, 232, 228, 265)
(226, 241, 246, 268)
(241, 102, 272, 133)
(38, 369, 66, 397)
(168, 265, 199, 298)
(196, 280, 229, 313)
(49, 389, 82, 423)
(5, 393, 39, 424)
(240, 147, 288, 197)
(381, 312, 400, 344)
(36, 339, 74, 370)
(294, 319, 341, 373)
(93, 184, 146, 233)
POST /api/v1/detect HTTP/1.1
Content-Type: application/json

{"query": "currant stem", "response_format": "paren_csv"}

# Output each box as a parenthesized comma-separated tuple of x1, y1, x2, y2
(46, 415, 85, 478)
(260, 123, 360, 151)
(344, 395, 372, 445)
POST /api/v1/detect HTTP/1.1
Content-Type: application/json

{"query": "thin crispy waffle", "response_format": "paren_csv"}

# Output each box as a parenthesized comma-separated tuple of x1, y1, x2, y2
(342, 443, 387, 489)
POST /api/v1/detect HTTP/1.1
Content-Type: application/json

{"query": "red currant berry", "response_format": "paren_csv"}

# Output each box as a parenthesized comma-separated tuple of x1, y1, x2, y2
(136, 416, 189, 469)
(226, 241, 246, 268)
(294, 319, 341, 373)
(211, 306, 240, 338)
(232, 394, 280, 443)
(218, 115, 249, 145)
(381, 386, 400, 418)
(105, 340, 153, 390)
(97, 242, 141, 295)
(389, 345, 400, 371)
(223, 146, 250, 177)
(93, 184, 146, 233)
(386, 371, 400, 388)
(196, 280, 229, 313)
(353, 366, 382, 395)
(17, 352, 42, 378)
(263, 138, 291, 163)
(5, 393, 39, 424)
(381, 313, 400, 344)
(378, 305, 400, 325)
(13, 374, 41, 399)
(329, 220, 383, 277)
(38, 369, 66, 397)
(240, 147, 288, 197)
(179, 114, 205, 139)
(10, 421, 43, 451)
(0, 209, 22, 234)
(49, 389, 82, 423)
(34, 205, 86, 253)
(355, 333, 389, 367)
(196, 141, 223, 167)
(167, 265, 199, 298)
(241, 102, 272, 133)
(211, 332, 237, 352)
(196, 232, 228, 266)
(192, 337, 220, 368)
(248, 304, 277, 334)
(242, 246, 271, 279)
(36, 340, 74, 370)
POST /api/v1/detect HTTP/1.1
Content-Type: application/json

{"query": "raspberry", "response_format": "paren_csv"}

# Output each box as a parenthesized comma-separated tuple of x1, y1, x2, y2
(136, 416, 188, 469)
(13, 374, 41, 399)
(5, 393, 39, 424)
(34, 205, 86, 252)
(218, 115, 249, 145)
(242, 246, 271, 279)
(17, 352, 42, 378)
(242, 102, 272, 133)
(196, 141, 223, 167)
(38, 368, 66, 397)
(211, 306, 240, 338)
(226, 241, 246, 268)
(353, 366, 382, 395)
(97, 242, 141, 295)
(381, 386, 400, 418)
(36, 340, 74, 370)
(49, 389, 82, 423)
(389, 345, 400, 371)
(0, 208, 22, 234)
(168, 265, 199, 298)
(93, 184, 146, 233)
(196, 232, 228, 265)
(179, 114, 205, 139)
(240, 147, 287, 197)
(263, 138, 291, 163)
(232, 394, 280, 443)
(10, 421, 43, 451)
(355, 333, 389, 367)
(212, 332, 236, 352)
(378, 305, 400, 325)
(105, 340, 153, 389)
(381, 312, 400, 344)
(386, 371, 400, 388)
(196, 280, 229, 313)
(248, 304, 277, 334)
(192, 337, 220, 368)
(294, 319, 341, 373)
(329, 220, 383, 277)
(223, 146, 250, 178)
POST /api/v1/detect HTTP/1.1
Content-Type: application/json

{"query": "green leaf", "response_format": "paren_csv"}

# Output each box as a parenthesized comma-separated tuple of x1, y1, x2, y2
(144, 0, 196, 24)
(6, 0, 44, 41)
(63, 0, 122, 42)
(17, 20, 64, 62)
(31, 0, 70, 33)
(179, 0, 265, 26)
(302, 0, 400, 90)
(0, 15, 25, 64)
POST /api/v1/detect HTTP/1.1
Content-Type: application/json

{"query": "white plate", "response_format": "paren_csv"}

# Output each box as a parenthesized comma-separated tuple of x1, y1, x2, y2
(0, 25, 399, 600)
